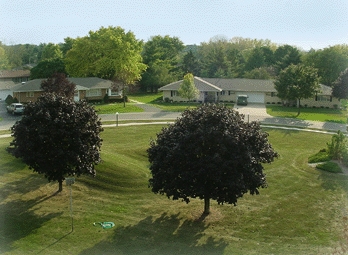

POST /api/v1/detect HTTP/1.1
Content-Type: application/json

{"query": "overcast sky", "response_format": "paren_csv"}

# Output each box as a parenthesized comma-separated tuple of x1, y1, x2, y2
(1, 0, 347, 50)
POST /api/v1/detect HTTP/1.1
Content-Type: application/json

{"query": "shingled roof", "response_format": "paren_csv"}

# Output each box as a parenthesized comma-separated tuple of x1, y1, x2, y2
(11, 77, 112, 92)
(0, 70, 30, 79)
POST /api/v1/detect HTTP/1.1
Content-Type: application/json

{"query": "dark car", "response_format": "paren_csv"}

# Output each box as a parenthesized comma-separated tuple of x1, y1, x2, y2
(237, 95, 248, 106)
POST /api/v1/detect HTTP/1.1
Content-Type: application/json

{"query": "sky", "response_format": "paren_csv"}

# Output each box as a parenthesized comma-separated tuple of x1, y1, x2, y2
(0, 0, 347, 50)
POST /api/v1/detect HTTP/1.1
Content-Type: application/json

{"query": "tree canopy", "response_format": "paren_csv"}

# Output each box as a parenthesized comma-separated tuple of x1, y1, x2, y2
(140, 35, 184, 91)
(30, 58, 67, 79)
(65, 26, 146, 84)
(8, 76, 103, 192)
(274, 64, 320, 115)
(148, 104, 278, 215)
(178, 73, 199, 101)
(40, 72, 75, 98)
(332, 68, 348, 100)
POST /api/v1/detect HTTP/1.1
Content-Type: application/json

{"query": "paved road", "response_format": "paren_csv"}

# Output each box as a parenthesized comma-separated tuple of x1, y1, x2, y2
(0, 102, 346, 133)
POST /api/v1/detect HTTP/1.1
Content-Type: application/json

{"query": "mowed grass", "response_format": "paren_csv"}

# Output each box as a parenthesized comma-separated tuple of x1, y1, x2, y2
(0, 126, 347, 254)
(266, 105, 347, 123)
(93, 102, 144, 114)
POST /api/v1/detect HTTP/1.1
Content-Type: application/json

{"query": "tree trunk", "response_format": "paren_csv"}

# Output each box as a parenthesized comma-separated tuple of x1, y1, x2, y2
(203, 197, 210, 215)
(58, 180, 63, 192)
(296, 98, 301, 117)
(123, 86, 126, 108)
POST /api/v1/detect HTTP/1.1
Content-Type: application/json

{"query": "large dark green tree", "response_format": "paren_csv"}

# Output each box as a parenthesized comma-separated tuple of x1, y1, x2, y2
(148, 104, 278, 215)
(30, 58, 67, 79)
(332, 68, 348, 100)
(274, 64, 320, 116)
(303, 45, 348, 86)
(141, 35, 184, 91)
(8, 75, 103, 192)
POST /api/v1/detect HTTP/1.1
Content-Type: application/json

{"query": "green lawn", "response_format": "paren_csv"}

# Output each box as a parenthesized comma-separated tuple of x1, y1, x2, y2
(266, 105, 348, 123)
(0, 126, 347, 254)
(93, 102, 144, 114)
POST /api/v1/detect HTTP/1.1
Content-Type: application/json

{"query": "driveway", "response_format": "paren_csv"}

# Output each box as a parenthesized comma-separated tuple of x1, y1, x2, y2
(233, 103, 271, 122)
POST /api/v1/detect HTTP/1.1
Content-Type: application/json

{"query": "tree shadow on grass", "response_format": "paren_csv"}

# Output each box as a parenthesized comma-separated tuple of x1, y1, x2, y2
(0, 197, 63, 254)
(80, 212, 228, 255)
(0, 173, 48, 201)
(317, 169, 348, 196)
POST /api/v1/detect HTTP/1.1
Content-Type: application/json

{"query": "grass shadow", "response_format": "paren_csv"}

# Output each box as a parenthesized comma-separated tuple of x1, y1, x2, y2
(0, 197, 63, 253)
(317, 169, 348, 196)
(80, 212, 228, 255)
(0, 173, 48, 201)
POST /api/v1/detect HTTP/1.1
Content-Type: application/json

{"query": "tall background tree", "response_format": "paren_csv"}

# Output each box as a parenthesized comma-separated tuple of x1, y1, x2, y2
(30, 58, 67, 79)
(178, 73, 199, 101)
(140, 35, 184, 92)
(8, 74, 103, 192)
(274, 64, 320, 116)
(332, 68, 348, 100)
(0, 42, 9, 69)
(65, 26, 146, 83)
(303, 45, 348, 86)
(148, 104, 278, 215)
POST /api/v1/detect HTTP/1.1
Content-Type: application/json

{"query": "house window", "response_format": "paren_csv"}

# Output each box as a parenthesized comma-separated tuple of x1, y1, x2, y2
(171, 91, 177, 97)
(271, 92, 277, 97)
(316, 95, 332, 102)
(109, 88, 121, 96)
(86, 89, 101, 97)
(26, 92, 34, 97)
(220, 91, 226, 95)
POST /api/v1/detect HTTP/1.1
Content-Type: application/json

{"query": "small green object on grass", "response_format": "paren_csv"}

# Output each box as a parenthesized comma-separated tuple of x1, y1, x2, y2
(93, 222, 115, 229)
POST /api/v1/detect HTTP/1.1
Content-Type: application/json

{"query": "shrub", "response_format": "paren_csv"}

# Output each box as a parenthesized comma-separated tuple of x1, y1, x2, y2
(333, 104, 338, 109)
(103, 94, 109, 104)
(5, 95, 14, 105)
(327, 130, 347, 160)
(316, 161, 342, 173)
(164, 97, 170, 103)
(308, 150, 331, 163)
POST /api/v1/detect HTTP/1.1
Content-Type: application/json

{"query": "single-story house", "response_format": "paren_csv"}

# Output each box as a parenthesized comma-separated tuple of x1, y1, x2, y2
(0, 81, 16, 101)
(11, 77, 122, 103)
(0, 70, 30, 83)
(158, 77, 340, 108)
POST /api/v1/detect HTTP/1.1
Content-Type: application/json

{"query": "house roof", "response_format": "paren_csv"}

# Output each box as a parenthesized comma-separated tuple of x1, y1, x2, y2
(159, 77, 276, 92)
(202, 78, 276, 92)
(11, 77, 113, 92)
(159, 77, 222, 92)
(159, 77, 334, 96)
(0, 81, 16, 90)
(0, 70, 30, 79)
(318, 84, 332, 95)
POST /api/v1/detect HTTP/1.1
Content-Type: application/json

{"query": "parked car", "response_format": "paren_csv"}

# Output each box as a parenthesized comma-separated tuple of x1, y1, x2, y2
(7, 103, 24, 115)
(237, 95, 248, 106)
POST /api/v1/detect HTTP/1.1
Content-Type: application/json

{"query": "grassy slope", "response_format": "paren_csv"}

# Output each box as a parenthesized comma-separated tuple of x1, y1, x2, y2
(0, 126, 347, 254)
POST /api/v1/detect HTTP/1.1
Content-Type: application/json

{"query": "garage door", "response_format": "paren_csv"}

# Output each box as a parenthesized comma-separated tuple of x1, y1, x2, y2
(237, 93, 265, 103)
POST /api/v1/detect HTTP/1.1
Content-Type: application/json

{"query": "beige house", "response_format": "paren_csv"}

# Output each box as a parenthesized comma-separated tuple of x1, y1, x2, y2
(159, 77, 340, 108)
(11, 77, 122, 103)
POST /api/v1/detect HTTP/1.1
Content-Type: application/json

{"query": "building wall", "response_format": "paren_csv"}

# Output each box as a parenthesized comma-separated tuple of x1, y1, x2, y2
(13, 91, 43, 103)
(164, 89, 340, 108)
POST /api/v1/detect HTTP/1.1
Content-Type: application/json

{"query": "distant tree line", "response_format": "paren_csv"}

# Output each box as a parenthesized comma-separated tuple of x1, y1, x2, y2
(1, 27, 347, 92)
